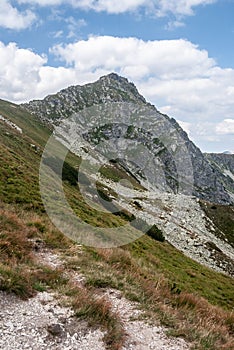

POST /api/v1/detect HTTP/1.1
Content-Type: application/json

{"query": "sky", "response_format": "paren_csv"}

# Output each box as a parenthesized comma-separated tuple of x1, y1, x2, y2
(0, 0, 234, 153)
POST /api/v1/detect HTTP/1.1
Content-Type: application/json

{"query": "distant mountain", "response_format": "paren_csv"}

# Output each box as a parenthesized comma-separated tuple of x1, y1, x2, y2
(22, 73, 234, 205)
(222, 151, 234, 155)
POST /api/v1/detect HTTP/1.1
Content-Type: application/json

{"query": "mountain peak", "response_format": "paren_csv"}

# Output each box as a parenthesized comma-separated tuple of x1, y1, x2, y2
(100, 72, 125, 81)
(22, 73, 150, 120)
(99, 72, 133, 86)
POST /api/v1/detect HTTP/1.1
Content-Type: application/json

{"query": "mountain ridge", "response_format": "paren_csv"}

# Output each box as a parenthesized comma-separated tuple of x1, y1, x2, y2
(22, 73, 152, 121)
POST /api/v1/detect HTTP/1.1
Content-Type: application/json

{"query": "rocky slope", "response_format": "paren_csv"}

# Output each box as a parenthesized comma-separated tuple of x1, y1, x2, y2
(205, 153, 234, 200)
(22, 73, 233, 205)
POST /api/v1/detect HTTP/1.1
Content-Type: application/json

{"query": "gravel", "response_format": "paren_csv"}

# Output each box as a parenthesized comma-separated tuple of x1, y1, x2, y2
(0, 291, 105, 350)
(0, 288, 190, 350)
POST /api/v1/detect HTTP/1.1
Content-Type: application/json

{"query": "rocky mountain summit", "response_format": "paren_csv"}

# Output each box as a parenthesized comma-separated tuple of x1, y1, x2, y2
(22, 73, 234, 205)
(22, 73, 150, 121)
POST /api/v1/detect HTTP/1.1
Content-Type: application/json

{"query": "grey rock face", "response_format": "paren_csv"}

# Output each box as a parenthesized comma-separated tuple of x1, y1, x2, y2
(22, 73, 233, 205)
(205, 153, 234, 173)
(204, 153, 234, 200)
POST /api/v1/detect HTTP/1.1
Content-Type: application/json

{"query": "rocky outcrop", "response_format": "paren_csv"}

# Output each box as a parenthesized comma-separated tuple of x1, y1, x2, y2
(22, 73, 151, 122)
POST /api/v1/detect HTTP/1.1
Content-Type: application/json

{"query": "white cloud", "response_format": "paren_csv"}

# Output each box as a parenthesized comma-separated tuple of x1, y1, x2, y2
(16, 0, 145, 11)
(216, 119, 234, 135)
(155, 0, 216, 17)
(51, 30, 64, 38)
(17, 0, 63, 5)
(72, 0, 147, 13)
(66, 17, 87, 38)
(0, 0, 217, 31)
(166, 20, 185, 30)
(17, 0, 217, 17)
(51, 36, 215, 79)
(0, 42, 46, 100)
(0, 41, 106, 102)
(0, 0, 36, 29)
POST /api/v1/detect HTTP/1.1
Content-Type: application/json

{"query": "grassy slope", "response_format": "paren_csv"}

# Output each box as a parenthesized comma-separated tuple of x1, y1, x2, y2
(200, 200, 234, 249)
(0, 99, 234, 349)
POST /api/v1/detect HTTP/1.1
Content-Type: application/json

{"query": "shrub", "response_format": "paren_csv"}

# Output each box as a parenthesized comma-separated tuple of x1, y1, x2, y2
(147, 225, 165, 242)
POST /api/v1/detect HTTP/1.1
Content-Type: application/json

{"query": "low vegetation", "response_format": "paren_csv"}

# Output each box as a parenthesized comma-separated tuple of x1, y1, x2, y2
(200, 200, 234, 248)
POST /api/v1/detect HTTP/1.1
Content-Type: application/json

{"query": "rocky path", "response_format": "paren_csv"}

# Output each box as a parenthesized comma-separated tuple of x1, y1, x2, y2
(101, 289, 189, 350)
(0, 248, 191, 350)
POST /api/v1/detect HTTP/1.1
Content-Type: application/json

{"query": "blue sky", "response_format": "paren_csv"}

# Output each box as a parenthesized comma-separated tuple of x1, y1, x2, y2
(0, 0, 234, 152)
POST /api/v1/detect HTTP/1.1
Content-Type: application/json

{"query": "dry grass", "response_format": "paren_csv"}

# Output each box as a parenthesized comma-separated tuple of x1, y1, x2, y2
(0, 203, 234, 349)
(70, 285, 126, 350)
(71, 246, 234, 350)
(173, 293, 234, 349)
(0, 207, 35, 264)
(0, 204, 69, 298)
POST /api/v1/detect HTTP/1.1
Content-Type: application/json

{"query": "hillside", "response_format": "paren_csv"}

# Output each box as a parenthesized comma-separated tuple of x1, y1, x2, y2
(21, 74, 234, 275)
(0, 83, 234, 349)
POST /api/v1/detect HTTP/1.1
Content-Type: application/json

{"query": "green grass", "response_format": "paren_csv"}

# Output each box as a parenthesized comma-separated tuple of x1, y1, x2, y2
(129, 237, 234, 310)
(0, 100, 133, 228)
(63, 243, 234, 349)
(99, 162, 145, 190)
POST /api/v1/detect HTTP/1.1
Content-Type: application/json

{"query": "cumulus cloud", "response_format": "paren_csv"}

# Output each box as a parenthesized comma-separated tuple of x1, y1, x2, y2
(0, 41, 106, 101)
(155, 0, 216, 17)
(0, 42, 46, 100)
(0, 0, 36, 29)
(216, 119, 234, 135)
(0, 0, 217, 31)
(71, 0, 146, 13)
(17, 0, 217, 17)
(0, 42, 80, 101)
(51, 36, 215, 79)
